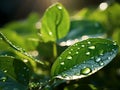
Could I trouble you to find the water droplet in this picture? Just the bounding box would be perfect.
[88,46,95,50]
[68,52,71,54]
[67,55,72,60]
[113,41,117,45]
[81,67,91,75]
[108,57,111,60]
[59,57,62,60]
[23,59,28,63]
[0,77,7,82]
[49,32,52,36]
[4,70,7,73]
[88,41,91,44]
[71,49,73,51]
[95,58,101,62]
[86,52,90,55]
[75,43,78,46]
[99,61,104,66]
[77,47,80,50]
[57,5,62,10]
[81,45,85,47]
[75,51,79,54]
[60,62,65,65]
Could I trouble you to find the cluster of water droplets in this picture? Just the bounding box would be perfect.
[57,40,118,80]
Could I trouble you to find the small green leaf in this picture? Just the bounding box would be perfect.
[40,3,70,42]
[51,38,119,80]
[0,56,31,89]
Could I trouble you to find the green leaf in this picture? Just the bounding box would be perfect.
[0,32,44,73]
[40,3,70,42]
[0,56,31,89]
[51,38,119,80]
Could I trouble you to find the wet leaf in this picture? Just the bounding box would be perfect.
[0,56,31,89]
[51,38,119,80]
[40,3,70,42]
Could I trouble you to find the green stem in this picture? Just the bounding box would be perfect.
[53,42,57,59]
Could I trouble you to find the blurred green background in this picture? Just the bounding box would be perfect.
[0,0,120,90]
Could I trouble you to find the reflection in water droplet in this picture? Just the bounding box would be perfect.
[81,67,91,75]
[86,52,90,55]
[67,55,72,60]
[60,62,65,65]
[81,45,85,47]
[95,58,101,62]
[88,46,95,50]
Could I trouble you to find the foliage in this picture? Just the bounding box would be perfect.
[0,2,120,90]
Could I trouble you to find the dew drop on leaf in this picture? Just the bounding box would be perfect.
[86,52,90,55]
[0,77,7,82]
[81,67,91,75]
[60,62,65,65]
[88,46,95,50]
[95,58,101,62]
[67,55,72,60]
[49,32,53,36]
[99,61,104,66]
[88,41,91,44]
[75,51,79,54]
[57,5,62,10]
[4,70,8,73]
[81,45,85,47]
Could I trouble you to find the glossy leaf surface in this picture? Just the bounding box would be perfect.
[0,56,31,89]
[51,38,118,80]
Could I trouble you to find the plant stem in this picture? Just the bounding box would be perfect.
[53,42,57,59]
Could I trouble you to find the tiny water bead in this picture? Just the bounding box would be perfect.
[75,51,79,54]
[95,58,101,62]
[77,47,80,50]
[0,77,7,82]
[68,52,72,54]
[81,45,85,47]
[99,61,104,66]
[60,62,65,65]
[88,41,91,44]
[49,32,52,36]
[4,70,8,73]
[57,5,62,10]
[67,55,72,60]
[81,67,91,75]
[88,46,95,50]
[86,52,90,55]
